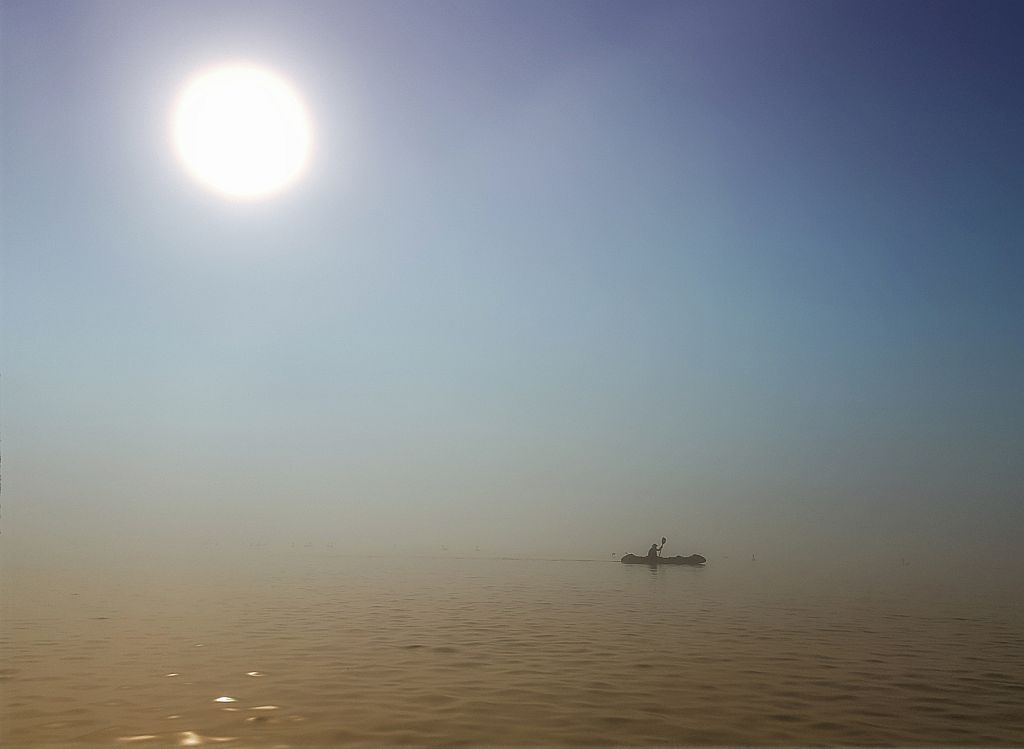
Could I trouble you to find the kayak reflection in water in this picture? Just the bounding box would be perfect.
[647,537,666,561]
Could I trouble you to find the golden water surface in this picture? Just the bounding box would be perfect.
[2,552,1022,746]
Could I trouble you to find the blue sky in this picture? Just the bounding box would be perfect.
[2,1,1022,565]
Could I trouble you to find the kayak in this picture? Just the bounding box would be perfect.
[621,553,706,566]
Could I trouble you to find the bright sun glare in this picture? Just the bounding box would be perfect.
[172,63,313,200]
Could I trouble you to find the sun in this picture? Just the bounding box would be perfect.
[171,63,313,200]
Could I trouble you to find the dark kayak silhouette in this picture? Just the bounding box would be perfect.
[621,553,706,566]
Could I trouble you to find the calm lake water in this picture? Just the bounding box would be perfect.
[2,551,1022,746]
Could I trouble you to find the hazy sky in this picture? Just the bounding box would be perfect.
[2,1,1022,566]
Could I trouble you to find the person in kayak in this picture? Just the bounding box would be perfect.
[647,538,665,562]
